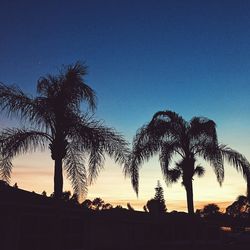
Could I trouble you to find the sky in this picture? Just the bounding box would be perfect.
[1,0,250,211]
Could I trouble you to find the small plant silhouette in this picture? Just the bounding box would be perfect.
[145,181,166,214]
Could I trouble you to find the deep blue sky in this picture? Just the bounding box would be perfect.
[1,0,250,141]
[1,0,250,209]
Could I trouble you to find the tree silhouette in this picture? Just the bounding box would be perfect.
[145,181,166,214]
[92,197,104,210]
[0,62,128,199]
[81,199,92,209]
[81,197,113,210]
[41,190,47,196]
[226,195,250,218]
[13,182,18,189]
[154,180,167,212]
[62,191,71,201]
[200,203,220,218]
[146,199,159,214]
[125,110,250,214]
[69,193,79,205]
[102,203,113,210]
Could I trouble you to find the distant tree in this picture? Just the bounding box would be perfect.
[154,180,167,212]
[69,193,79,205]
[81,197,113,210]
[195,209,202,215]
[92,198,104,210]
[170,210,178,214]
[200,203,220,218]
[145,181,167,215]
[115,205,123,209]
[62,191,71,202]
[41,190,47,196]
[102,203,113,210]
[81,199,92,209]
[226,196,250,232]
[226,196,250,219]
[125,110,250,214]
[127,202,135,211]
[13,182,18,188]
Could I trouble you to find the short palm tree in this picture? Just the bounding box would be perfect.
[125,110,250,214]
[0,62,128,199]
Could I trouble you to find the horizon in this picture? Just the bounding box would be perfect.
[1,0,250,212]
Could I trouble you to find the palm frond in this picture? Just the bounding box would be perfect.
[131,129,159,164]
[88,146,105,184]
[219,144,250,181]
[63,143,87,198]
[0,128,51,157]
[159,141,180,185]
[124,155,140,195]
[0,157,12,183]
[165,167,182,185]
[62,61,96,111]
[189,117,217,143]
[125,125,161,194]
[0,128,51,182]
[0,82,34,119]
[0,83,54,132]
[98,127,129,165]
[68,115,129,184]
[194,165,205,177]
[151,110,187,129]
[149,110,188,141]
[196,141,224,185]
[37,75,59,97]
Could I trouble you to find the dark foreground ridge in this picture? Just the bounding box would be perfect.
[1,183,250,250]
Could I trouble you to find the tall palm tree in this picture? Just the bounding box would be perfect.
[125,110,250,214]
[0,62,128,199]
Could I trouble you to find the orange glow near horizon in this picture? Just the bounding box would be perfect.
[10,147,248,212]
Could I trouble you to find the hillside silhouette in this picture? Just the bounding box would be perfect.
[1,182,250,250]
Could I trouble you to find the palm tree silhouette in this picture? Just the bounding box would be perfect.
[0,62,128,199]
[125,110,250,214]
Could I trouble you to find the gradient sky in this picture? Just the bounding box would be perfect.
[1,0,250,211]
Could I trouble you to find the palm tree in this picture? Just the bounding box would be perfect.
[0,62,128,199]
[125,110,250,214]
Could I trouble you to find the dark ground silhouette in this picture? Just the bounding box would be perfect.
[1,182,250,250]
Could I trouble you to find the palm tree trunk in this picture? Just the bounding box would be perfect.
[54,157,63,199]
[185,179,194,215]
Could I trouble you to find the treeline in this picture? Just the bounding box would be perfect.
[11,180,250,223]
